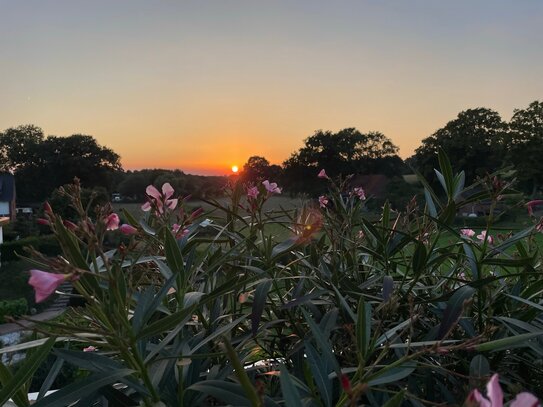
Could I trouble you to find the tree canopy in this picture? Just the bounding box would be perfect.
[412,108,507,185]
[0,125,122,202]
[282,128,403,194]
[240,156,282,184]
[506,101,543,195]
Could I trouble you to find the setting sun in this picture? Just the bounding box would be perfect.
[231,165,239,173]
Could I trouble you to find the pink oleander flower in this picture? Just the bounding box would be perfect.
[63,220,78,231]
[190,207,204,220]
[29,270,70,303]
[340,374,352,393]
[467,373,540,407]
[172,224,190,238]
[353,187,366,200]
[526,200,543,216]
[318,169,329,179]
[119,224,138,235]
[318,195,329,208]
[141,183,178,214]
[262,180,282,194]
[247,186,259,199]
[105,213,120,231]
[477,230,494,245]
[83,346,98,352]
[461,228,476,238]
[37,218,50,226]
[43,201,53,214]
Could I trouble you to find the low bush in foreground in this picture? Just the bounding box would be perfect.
[0,298,27,323]
[0,152,541,406]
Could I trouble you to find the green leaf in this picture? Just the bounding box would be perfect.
[0,337,56,407]
[504,294,543,312]
[32,369,134,407]
[474,332,543,352]
[423,188,438,217]
[302,309,340,377]
[412,242,427,276]
[279,364,303,407]
[53,349,149,396]
[332,285,357,323]
[251,279,272,336]
[375,319,412,346]
[305,342,332,407]
[452,171,466,201]
[356,297,372,359]
[437,147,454,198]
[469,355,490,380]
[367,364,416,386]
[54,218,88,270]
[463,243,479,280]
[271,237,298,259]
[0,363,28,407]
[164,229,184,277]
[437,285,475,340]
[382,390,405,407]
[188,381,251,406]
[191,315,247,353]
[37,355,65,400]
[222,338,261,407]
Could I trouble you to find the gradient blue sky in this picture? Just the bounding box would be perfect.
[1,1,541,174]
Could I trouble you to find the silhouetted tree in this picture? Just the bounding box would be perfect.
[241,156,282,184]
[0,125,121,202]
[506,101,543,195]
[282,128,402,194]
[412,108,507,186]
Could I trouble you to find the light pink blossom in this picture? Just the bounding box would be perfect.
[28,270,69,303]
[172,224,190,238]
[468,373,540,407]
[63,220,78,231]
[477,230,494,245]
[318,195,329,208]
[262,180,282,194]
[105,213,120,231]
[141,183,178,213]
[119,224,138,235]
[83,346,98,352]
[461,228,476,238]
[353,187,366,200]
[318,169,329,179]
[247,186,259,199]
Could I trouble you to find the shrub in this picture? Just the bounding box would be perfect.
[2,157,542,406]
[0,235,61,263]
[0,298,27,323]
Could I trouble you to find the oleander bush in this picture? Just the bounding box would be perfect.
[0,151,541,407]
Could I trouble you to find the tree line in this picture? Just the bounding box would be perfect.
[1,100,541,204]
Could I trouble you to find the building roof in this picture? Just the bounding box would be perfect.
[0,174,15,202]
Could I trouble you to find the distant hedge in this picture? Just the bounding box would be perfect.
[0,235,61,264]
[0,298,27,323]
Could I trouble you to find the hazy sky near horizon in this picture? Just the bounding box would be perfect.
[1,1,542,175]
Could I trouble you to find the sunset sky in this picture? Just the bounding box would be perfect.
[1,1,542,175]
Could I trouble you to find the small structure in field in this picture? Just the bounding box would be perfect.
[0,174,16,222]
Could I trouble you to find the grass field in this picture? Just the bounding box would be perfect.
[113,196,307,221]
